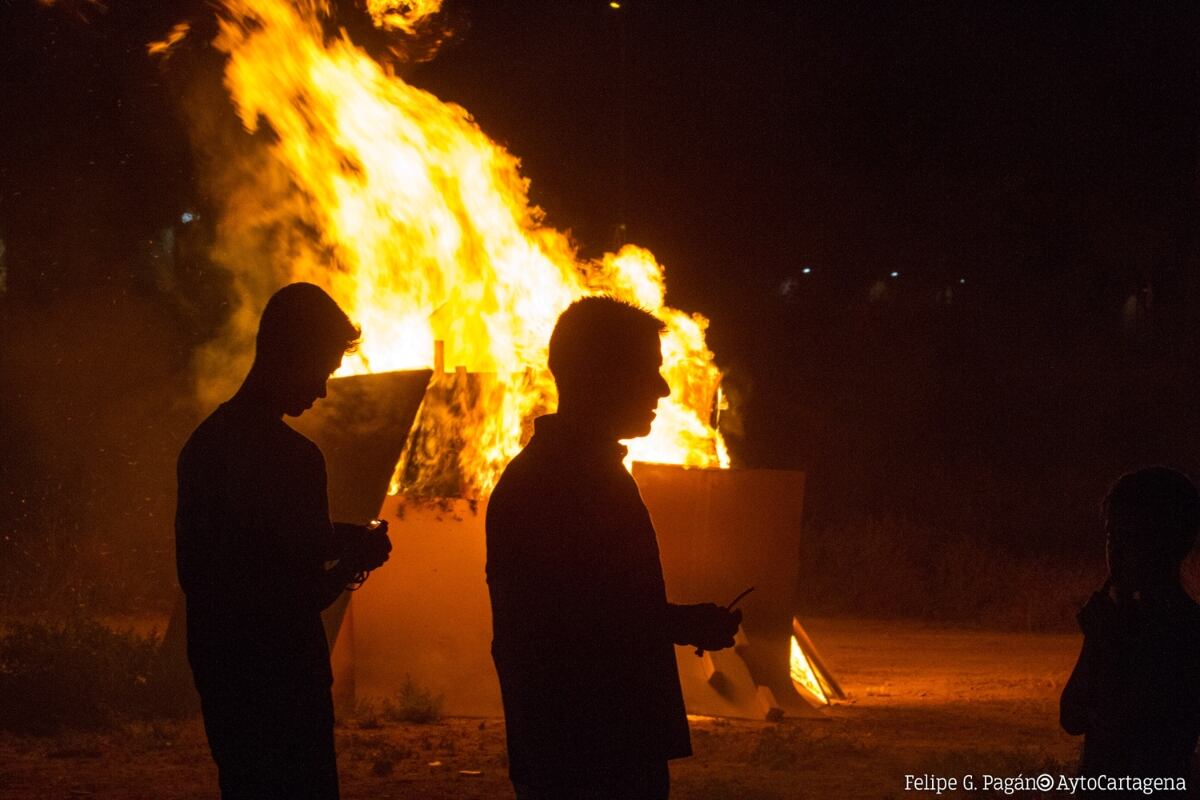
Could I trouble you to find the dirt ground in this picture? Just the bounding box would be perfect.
[0,618,1085,799]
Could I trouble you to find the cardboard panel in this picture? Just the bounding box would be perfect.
[350,496,502,716]
[346,465,813,719]
[290,370,432,523]
[632,464,806,644]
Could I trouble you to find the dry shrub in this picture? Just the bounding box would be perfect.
[384,675,444,724]
[348,677,444,727]
[797,517,1102,631]
[0,617,189,734]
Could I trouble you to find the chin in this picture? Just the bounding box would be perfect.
[619,416,657,440]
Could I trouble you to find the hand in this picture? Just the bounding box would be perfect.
[344,520,392,573]
[678,603,742,652]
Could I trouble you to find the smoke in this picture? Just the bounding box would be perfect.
[162,0,456,409]
[35,0,109,25]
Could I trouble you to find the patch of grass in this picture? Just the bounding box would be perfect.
[347,698,384,730]
[0,617,188,734]
[747,725,868,771]
[339,731,415,776]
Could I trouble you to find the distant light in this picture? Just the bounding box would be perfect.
[181,211,196,224]
[609,1,621,7]
[959,278,966,285]
[889,271,900,278]
[801,267,812,275]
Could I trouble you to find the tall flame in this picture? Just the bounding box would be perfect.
[209,0,728,494]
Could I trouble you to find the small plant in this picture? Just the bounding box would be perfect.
[382,675,444,724]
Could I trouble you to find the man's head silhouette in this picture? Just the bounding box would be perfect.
[548,296,669,440]
[1103,466,1200,590]
[250,282,360,417]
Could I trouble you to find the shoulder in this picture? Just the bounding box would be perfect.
[179,407,323,474]
[178,407,232,470]
[488,447,545,519]
[487,442,581,529]
[280,421,324,462]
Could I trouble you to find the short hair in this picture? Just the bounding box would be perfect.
[548,296,665,391]
[1103,466,1200,564]
[256,282,360,364]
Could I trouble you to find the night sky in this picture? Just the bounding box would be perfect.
[3,1,1200,578]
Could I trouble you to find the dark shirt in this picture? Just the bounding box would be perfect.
[486,414,692,786]
[1060,583,1200,783]
[176,398,345,693]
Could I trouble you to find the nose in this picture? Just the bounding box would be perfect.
[655,372,669,399]
[317,381,328,400]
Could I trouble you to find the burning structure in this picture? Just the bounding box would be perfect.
[157,0,839,720]
[163,0,729,486]
[292,370,841,721]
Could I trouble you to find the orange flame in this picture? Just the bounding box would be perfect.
[208,0,728,494]
[790,635,830,706]
[364,0,443,33]
[147,22,191,58]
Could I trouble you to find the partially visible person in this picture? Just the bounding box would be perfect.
[486,296,742,800]
[176,282,392,800]
[1060,466,1200,793]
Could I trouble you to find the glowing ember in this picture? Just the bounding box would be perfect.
[209,0,728,494]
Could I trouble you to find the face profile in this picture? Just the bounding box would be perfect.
[280,346,345,417]
[606,329,670,440]
[547,295,669,442]
[250,282,361,418]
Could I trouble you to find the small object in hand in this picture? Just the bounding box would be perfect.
[724,586,755,611]
[346,519,390,591]
[694,586,754,657]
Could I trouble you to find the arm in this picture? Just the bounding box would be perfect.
[231,445,374,615]
[1060,586,1116,736]
[1060,634,1096,736]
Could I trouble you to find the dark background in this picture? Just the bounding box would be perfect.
[2,1,1199,619]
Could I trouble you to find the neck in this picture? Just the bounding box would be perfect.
[554,399,621,443]
[231,365,284,417]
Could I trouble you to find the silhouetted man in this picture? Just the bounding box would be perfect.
[176,283,391,800]
[486,296,742,800]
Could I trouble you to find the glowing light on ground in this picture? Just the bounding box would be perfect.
[790,635,830,706]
